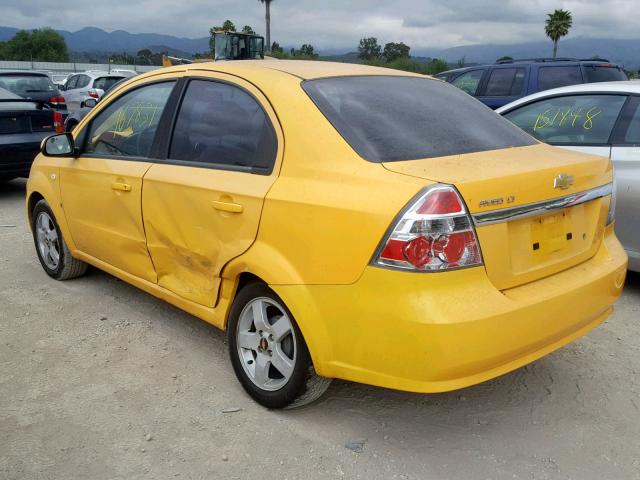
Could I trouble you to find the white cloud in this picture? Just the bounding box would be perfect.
[0,0,638,51]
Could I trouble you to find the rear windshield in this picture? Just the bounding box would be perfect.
[583,65,627,83]
[0,74,56,95]
[303,76,536,162]
[94,76,125,91]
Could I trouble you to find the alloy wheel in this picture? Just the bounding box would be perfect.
[236,297,297,391]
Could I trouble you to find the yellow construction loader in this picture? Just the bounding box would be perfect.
[162,31,266,67]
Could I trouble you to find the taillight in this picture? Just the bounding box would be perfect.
[88,90,99,99]
[49,95,66,106]
[53,111,64,133]
[373,185,483,271]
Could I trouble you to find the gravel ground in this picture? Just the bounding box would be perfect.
[1,178,639,480]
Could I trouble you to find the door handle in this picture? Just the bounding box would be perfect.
[212,200,243,213]
[111,182,132,192]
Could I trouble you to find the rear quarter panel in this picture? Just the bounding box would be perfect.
[221,73,428,286]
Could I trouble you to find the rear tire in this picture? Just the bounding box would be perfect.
[227,282,331,409]
[32,199,88,280]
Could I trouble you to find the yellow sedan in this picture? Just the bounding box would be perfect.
[27,61,627,408]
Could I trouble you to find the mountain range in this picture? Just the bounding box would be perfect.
[1,26,639,69]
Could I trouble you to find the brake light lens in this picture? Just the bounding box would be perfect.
[373,185,483,271]
[53,111,64,133]
[49,96,66,106]
[88,89,99,99]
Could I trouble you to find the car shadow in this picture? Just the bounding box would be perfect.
[0,178,27,200]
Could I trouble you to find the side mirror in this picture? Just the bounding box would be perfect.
[81,98,98,109]
[42,133,75,157]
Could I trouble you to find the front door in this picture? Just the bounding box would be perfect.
[142,75,282,307]
[59,80,176,282]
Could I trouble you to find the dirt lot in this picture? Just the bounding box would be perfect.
[1,178,639,480]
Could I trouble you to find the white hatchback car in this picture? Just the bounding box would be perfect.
[497,81,640,271]
[62,71,127,112]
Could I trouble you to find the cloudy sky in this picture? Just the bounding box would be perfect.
[1,0,638,51]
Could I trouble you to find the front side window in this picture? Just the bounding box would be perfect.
[538,66,583,91]
[484,68,525,96]
[451,70,484,95]
[303,76,536,163]
[504,94,627,145]
[169,80,277,171]
[65,75,78,90]
[84,81,174,158]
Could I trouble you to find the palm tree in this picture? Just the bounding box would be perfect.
[545,9,573,59]
[259,0,273,53]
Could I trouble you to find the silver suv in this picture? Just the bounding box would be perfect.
[62,71,128,111]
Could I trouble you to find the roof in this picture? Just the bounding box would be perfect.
[0,70,50,76]
[171,60,425,81]
[496,80,640,113]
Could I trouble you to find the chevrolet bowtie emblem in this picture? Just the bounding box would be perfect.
[553,173,574,190]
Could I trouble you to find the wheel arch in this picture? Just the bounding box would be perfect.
[220,248,332,376]
[26,169,77,252]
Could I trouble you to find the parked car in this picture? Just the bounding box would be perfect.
[27,61,626,408]
[62,71,127,111]
[497,80,640,272]
[0,87,63,181]
[435,58,628,109]
[0,71,68,113]
[64,77,128,131]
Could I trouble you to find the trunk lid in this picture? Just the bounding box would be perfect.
[383,144,613,290]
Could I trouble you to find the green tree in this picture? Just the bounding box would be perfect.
[0,28,69,62]
[383,42,410,62]
[136,48,153,65]
[545,9,572,59]
[242,25,256,34]
[270,41,283,54]
[299,44,317,58]
[259,0,274,53]
[496,56,513,63]
[358,37,381,61]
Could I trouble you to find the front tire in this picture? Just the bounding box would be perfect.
[32,199,88,280]
[227,282,331,409]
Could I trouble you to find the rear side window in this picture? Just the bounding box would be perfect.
[84,81,174,158]
[169,80,277,172]
[451,70,484,95]
[538,66,582,91]
[93,76,125,91]
[583,65,627,83]
[485,68,526,96]
[504,94,627,145]
[303,76,536,163]
[76,75,91,89]
[623,101,640,144]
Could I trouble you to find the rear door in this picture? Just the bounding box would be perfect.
[477,66,527,109]
[502,93,629,159]
[141,74,282,307]
[536,65,583,93]
[610,95,640,264]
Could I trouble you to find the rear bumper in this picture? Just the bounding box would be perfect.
[0,133,48,178]
[273,227,627,393]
